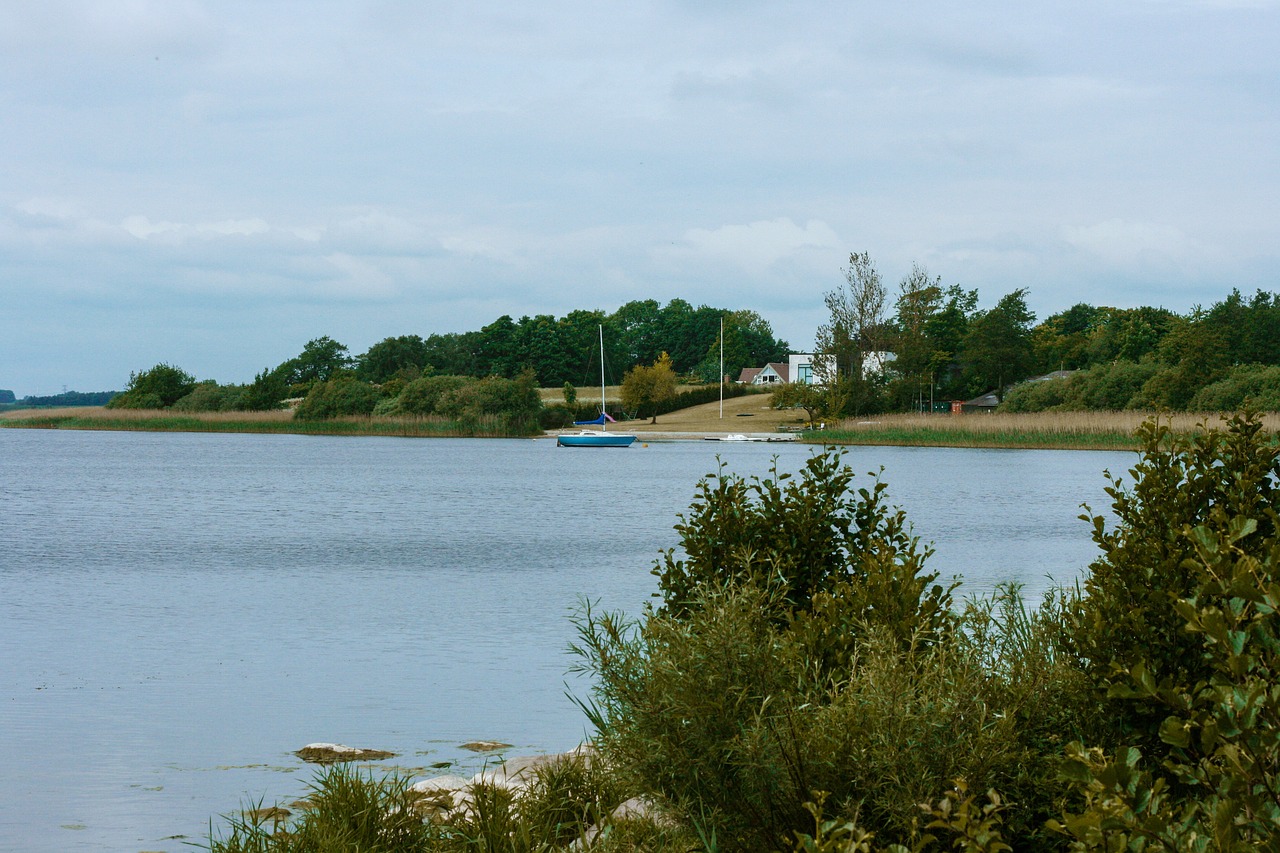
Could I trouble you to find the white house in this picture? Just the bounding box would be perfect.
[786,352,895,385]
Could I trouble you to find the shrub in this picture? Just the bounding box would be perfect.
[106,362,196,409]
[293,376,381,420]
[999,375,1071,412]
[653,449,954,654]
[236,365,292,411]
[437,372,542,433]
[1071,412,1280,758]
[1054,417,1280,848]
[398,375,469,417]
[574,582,1056,850]
[172,381,243,412]
[1187,363,1280,412]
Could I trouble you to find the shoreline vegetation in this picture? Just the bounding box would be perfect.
[5,403,1280,450]
[810,410,1280,451]
[0,407,527,438]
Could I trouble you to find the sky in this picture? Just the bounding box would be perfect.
[2,1,1278,395]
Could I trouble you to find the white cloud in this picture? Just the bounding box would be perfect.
[668,218,841,273]
[121,215,183,240]
[1062,219,1203,270]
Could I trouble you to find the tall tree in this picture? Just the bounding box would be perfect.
[357,335,429,383]
[889,263,945,410]
[610,299,664,367]
[960,288,1036,397]
[814,251,888,385]
[1031,303,1103,373]
[475,316,520,378]
[284,336,353,386]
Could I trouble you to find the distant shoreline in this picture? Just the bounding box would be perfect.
[4,406,1262,452]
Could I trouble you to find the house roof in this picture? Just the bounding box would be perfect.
[963,391,1001,408]
[763,362,789,382]
[1027,370,1075,382]
[738,367,761,384]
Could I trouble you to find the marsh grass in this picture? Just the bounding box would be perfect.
[0,407,528,438]
[814,410,1280,450]
[206,752,687,853]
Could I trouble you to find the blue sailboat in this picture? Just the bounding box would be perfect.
[557,326,637,448]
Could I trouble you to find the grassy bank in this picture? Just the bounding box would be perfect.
[809,410,1280,450]
[0,407,533,438]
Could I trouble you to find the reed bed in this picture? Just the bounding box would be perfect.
[812,410,1280,451]
[0,407,530,438]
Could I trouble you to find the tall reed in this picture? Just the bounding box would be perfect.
[0,408,534,438]
[812,411,1280,450]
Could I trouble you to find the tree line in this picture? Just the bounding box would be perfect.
[785,251,1280,418]
[101,300,789,427]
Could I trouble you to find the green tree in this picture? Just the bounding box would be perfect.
[238,365,291,410]
[475,315,520,378]
[555,309,609,387]
[621,353,677,423]
[925,284,979,400]
[695,310,789,383]
[610,299,664,367]
[814,251,888,387]
[959,288,1036,397]
[888,263,946,411]
[1031,303,1103,373]
[285,336,353,386]
[421,331,482,376]
[356,335,429,384]
[771,381,828,423]
[106,362,197,409]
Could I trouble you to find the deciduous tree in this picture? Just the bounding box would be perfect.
[621,352,677,423]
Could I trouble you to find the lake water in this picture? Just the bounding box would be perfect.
[0,428,1132,852]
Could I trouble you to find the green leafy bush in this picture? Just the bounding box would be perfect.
[293,376,381,420]
[1055,417,1280,848]
[653,450,954,653]
[106,362,196,409]
[1071,412,1280,757]
[1187,363,1280,412]
[172,381,244,412]
[398,375,470,417]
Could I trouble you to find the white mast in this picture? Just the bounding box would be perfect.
[599,324,607,431]
[719,315,724,419]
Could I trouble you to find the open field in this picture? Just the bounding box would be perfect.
[621,391,803,435]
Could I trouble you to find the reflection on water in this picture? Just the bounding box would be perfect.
[0,429,1129,852]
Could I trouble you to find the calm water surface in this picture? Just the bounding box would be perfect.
[0,429,1131,852]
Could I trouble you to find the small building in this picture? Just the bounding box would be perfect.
[961,391,1001,413]
[737,367,762,384]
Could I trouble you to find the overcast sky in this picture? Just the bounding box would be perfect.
[3,1,1277,395]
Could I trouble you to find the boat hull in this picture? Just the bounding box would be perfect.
[557,431,637,448]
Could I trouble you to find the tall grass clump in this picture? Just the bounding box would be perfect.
[208,765,436,852]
